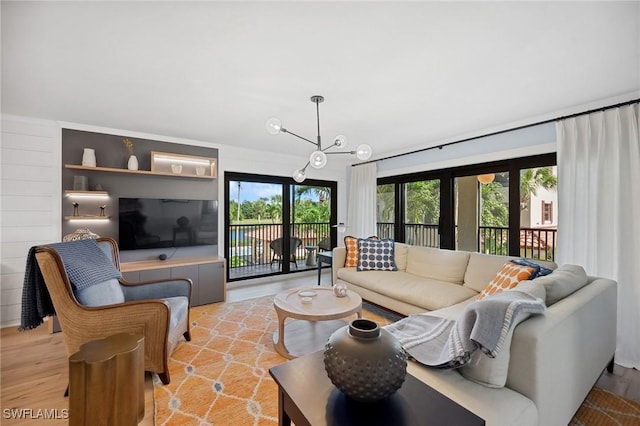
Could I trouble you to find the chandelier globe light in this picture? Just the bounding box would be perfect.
[266,95,373,183]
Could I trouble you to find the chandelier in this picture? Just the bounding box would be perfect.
[266,95,373,183]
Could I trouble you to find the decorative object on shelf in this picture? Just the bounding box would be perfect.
[123,138,138,170]
[324,319,407,402]
[99,205,107,216]
[266,95,373,183]
[63,228,100,242]
[333,282,348,297]
[150,151,216,178]
[477,173,495,184]
[94,184,103,191]
[127,155,139,171]
[73,175,89,191]
[72,202,80,216]
[81,148,96,167]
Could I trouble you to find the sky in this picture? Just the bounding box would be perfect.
[229,181,325,203]
[229,181,281,202]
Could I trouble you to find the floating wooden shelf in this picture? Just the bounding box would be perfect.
[65,164,215,179]
[64,190,110,197]
[65,215,111,220]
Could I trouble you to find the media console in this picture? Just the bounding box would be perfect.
[121,256,226,306]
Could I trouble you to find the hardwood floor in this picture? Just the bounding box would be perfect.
[2,269,638,425]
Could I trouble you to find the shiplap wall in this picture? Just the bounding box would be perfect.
[1,115,61,328]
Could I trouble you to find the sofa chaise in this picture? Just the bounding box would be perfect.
[332,242,617,425]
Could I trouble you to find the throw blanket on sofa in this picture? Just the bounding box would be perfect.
[385,290,546,368]
[19,239,122,331]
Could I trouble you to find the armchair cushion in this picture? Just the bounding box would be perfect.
[165,296,189,330]
[121,279,191,301]
[74,278,125,306]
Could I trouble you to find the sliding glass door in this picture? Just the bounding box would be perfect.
[377,153,557,260]
[225,172,337,282]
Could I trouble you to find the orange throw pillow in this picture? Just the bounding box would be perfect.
[477,261,538,300]
[344,235,378,267]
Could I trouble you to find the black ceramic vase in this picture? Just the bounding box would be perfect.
[323,318,407,402]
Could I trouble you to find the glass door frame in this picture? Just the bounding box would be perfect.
[377,153,556,255]
[224,171,338,282]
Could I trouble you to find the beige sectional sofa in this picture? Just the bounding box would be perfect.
[332,243,617,426]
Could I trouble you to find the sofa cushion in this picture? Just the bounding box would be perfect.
[393,243,409,271]
[529,264,589,306]
[476,261,539,301]
[74,278,125,306]
[459,280,546,388]
[406,247,470,284]
[344,235,377,267]
[356,238,398,271]
[337,269,477,311]
[511,258,554,278]
[464,252,514,292]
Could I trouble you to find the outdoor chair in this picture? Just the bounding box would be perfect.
[32,237,191,385]
[269,236,303,269]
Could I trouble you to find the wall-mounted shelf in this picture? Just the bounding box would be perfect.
[151,151,217,178]
[65,190,110,197]
[65,164,215,179]
[65,215,111,220]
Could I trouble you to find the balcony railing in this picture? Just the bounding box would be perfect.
[479,226,557,261]
[229,222,331,274]
[376,223,557,261]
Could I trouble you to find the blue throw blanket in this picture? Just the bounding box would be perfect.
[384,290,546,369]
[19,239,122,331]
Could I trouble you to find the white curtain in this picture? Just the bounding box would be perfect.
[347,162,377,238]
[556,104,640,369]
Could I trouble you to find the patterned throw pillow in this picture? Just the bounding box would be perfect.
[344,235,378,267]
[510,258,553,278]
[476,261,539,300]
[356,238,398,271]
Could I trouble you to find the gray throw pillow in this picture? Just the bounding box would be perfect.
[531,264,588,306]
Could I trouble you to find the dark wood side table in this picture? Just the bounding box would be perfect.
[317,251,333,286]
[269,350,485,426]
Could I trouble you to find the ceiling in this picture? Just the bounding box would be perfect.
[2,1,639,163]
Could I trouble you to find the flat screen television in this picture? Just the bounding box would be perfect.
[118,198,217,250]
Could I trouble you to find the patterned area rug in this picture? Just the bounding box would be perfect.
[153,295,398,425]
[154,295,640,426]
[569,387,640,426]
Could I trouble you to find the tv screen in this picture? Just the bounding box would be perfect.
[118,198,217,250]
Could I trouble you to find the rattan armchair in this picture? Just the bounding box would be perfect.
[34,237,191,385]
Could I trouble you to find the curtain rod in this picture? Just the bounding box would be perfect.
[355,98,640,166]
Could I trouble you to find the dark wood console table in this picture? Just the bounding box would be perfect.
[269,350,485,426]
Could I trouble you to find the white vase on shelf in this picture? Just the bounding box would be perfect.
[127,155,139,171]
[82,148,96,167]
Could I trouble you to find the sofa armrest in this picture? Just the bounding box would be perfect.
[332,247,346,284]
[507,277,617,425]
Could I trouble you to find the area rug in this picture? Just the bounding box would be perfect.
[154,295,640,426]
[569,387,640,426]
[153,295,398,425]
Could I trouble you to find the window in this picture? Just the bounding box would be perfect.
[376,153,557,260]
[542,201,553,224]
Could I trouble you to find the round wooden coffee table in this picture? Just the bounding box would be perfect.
[273,287,362,359]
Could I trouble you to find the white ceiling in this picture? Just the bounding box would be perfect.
[2,1,639,163]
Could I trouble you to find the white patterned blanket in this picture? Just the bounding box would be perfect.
[384,290,546,368]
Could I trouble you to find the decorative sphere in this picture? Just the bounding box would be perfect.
[355,144,373,160]
[324,319,407,402]
[309,150,327,169]
[292,169,306,183]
